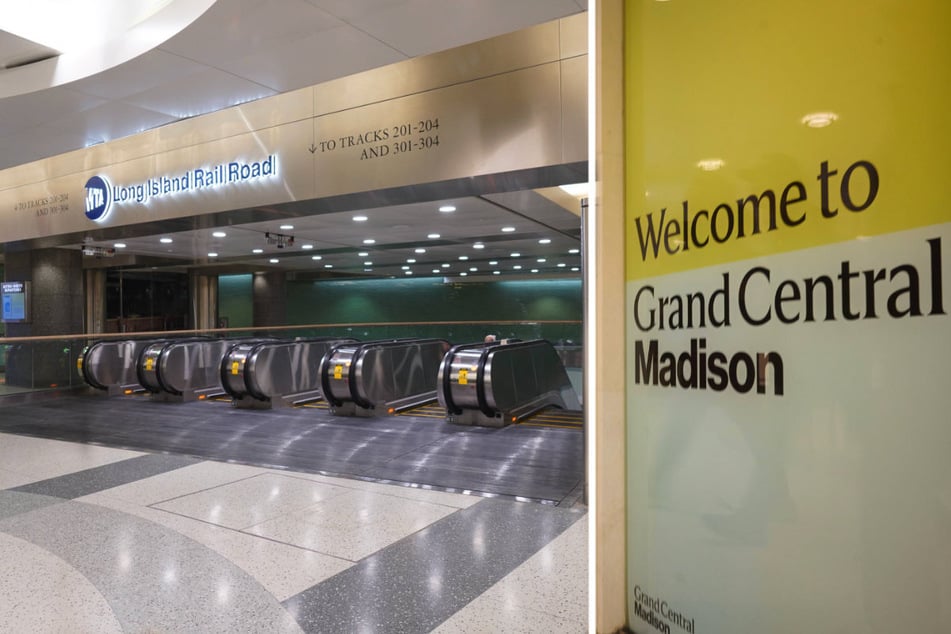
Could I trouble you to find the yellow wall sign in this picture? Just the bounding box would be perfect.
[624,2,951,633]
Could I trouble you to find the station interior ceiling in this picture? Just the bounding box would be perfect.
[0,1,589,281]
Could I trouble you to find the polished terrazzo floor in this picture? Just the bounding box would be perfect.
[0,431,587,632]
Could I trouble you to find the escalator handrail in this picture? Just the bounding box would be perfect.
[439,342,489,416]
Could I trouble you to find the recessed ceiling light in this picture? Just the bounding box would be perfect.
[302,244,314,250]
[113,243,126,248]
[531,269,539,273]
[501,226,516,233]
[353,215,368,222]
[427,233,441,239]
[513,265,522,270]
[279,224,294,230]
[569,248,580,254]
[538,238,551,244]
[212,231,227,238]
[558,263,567,268]
[415,248,426,254]
[572,267,580,271]
[458,255,469,261]
[363,239,376,244]
[432,269,440,274]
[473,243,485,249]
[493,271,500,275]
[364,261,373,266]
[407,258,416,263]
[402,266,410,270]
[405,271,413,275]
[253,248,263,254]
[208,252,219,257]
[358,252,369,257]
[697,158,725,171]
[324,264,333,268]
[510,252,521,257]
[489,260,498,265]
[801,112,838,128]
[460,272,468,277]
[537,258,547,263]
[441,263,450,268]
[269,258,279,263]
[469,267,477,272]
[160,237,173,244]
[311,255,322,260]
[364,268,373,272]
[439,205,456,213]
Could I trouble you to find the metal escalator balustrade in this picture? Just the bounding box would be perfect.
[79,339,157,394]
[220,337,357,408]
[137,337,271,402]
[437,339,580,427]
[319,338,450,416]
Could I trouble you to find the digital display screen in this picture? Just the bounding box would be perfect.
[1,281,30,322]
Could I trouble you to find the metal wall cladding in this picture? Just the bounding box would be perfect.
[0,14,587,245]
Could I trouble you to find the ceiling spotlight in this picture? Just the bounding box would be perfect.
[571,267,580,271]
[311,255,322,260]
[538,239,551,244]
[279,224,294,230]
[252,248,263,254]
[439,205,456,213]
[364,261,373,266]
[473,243,485,249]
[358,252,369,257]
[501,226,516,233]
[265,232,294,249]
[212,231,227,238]
[324,264,333,268]
[208,252,218,257]
[415,248,426,254]
[569,248,580,254]
[493,271,500,275]
[363,238,376,244]
[402,266,410,270]
[160,237,173,244]
[441,263,450,268]
[302,244,314,250]
[458,255,469,261]
[432,269,440,274]
[531,269,539,273]
[510,252,521,257]
[489,261,498,265]
[469,267,478,272]
[113,243,126,248]
[269,258,278,263]
[513,265,523,270]
[353,215,368,222]
[460,272,468,277]
[558,263,567,268]
[537,258,547,263]
[428,233,441,239]
[407,258,416,263]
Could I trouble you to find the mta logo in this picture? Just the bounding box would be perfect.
[84,175,111,221]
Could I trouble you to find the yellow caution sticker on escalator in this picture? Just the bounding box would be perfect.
[458,368,468,385]
[334,364,343,380]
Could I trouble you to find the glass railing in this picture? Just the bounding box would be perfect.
[0,320,582,396]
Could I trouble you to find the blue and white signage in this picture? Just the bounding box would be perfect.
[84,175,111,221]
[83,154,278,222]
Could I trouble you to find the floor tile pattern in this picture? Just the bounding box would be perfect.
[283,498,584,633]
